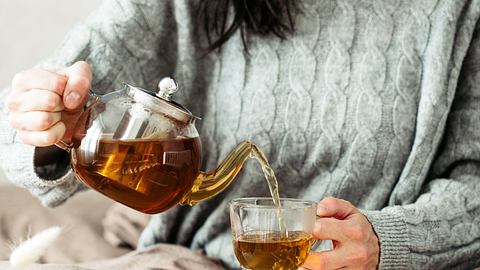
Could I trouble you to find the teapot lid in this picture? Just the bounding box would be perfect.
[127,77,197,124]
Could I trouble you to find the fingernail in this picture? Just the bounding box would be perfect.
[317,203,327,214]
[66,92,81,105]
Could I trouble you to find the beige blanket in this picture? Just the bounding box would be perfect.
[0,186,224,270]
[0,244,225,270]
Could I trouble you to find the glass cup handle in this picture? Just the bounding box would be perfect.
[311,239,334,253]
[310,239,322,253]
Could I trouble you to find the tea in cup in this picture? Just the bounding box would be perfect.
[229,198,318,270]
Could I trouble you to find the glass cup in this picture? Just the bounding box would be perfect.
[229,197,318,270]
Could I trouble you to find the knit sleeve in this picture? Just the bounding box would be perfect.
[363,24,480,269]
[0,0,178,207]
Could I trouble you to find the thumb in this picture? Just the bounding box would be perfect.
[61,61,92,111]
[317,197,359,219]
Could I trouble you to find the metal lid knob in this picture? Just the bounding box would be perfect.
[157,77,178,101]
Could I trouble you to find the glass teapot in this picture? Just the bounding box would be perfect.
[56,78,253,214]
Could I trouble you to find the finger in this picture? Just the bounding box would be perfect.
[9,111,61,131]
[103,211,140,248]
[110,203,150,229]
[103,220,122,247]
[302,250,347,270]
[61,61,92,111]
[118,221,142,248]
[17,121,66,146]
[317,197,359,219]
[313,218,348,242]
[124,210,150,228]
[115,208,147,240]
[11,69,67,95]
[102,215,125,247]
[131,214,150,228]
[103,229,123,247]
[14,89,64,112]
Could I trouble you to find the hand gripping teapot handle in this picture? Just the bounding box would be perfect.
[54,89,100,152]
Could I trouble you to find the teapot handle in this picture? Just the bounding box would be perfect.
[54,140,73,152]
[54,89,100,152]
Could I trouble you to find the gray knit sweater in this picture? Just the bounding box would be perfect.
[1,0,480,269]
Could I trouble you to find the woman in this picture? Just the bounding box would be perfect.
[1,0,480,269]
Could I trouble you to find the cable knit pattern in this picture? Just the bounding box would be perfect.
[1,0,480,269]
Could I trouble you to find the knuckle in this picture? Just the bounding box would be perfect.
[321,197,338,207]
[346,223,365,240]
[341,199,354,208]
[11,72,25,88]
[8,114,18,129]
[42,131,58,145]
[51,75,67,92]
[350,246,369,264]
[7,114,19,128]
[74,76,91,90]
[17,132,28,144]
[322,196,336,203]
[76,61,92,73]
[38,113,53,130]
[5,93,17,111]
[76,60,90,68]
[313,219,323,237]
[44,94,61,111]
[18,131,37,146]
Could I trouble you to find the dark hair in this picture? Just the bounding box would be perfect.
[200,0,298,51]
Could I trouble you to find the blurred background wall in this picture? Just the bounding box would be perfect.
[0,1,100,184]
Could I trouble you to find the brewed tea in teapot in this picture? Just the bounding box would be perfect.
[73,136,201,213]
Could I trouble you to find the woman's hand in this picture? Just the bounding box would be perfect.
[5,61,92,146]
[300,197,380,270]
[102,203,151,249]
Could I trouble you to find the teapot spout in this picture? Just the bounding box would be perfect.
[180,141,254,206]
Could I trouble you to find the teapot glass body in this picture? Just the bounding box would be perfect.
[62,81,254,214]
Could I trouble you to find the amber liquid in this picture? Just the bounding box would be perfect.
[234,231,313,270]
[72,137,201,214]
[250,145,287,238]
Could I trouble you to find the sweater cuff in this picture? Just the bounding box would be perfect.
[0,135,80,207]
[362,209,409,269]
